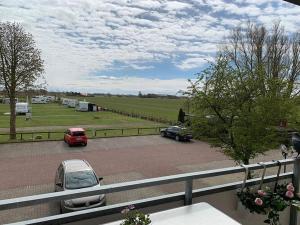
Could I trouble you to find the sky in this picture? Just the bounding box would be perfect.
[0,0,299,95]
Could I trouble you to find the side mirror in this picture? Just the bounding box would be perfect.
[98,177,103,181]
[56,182,63,187]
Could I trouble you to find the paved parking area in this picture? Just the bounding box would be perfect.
[0,135,284,224]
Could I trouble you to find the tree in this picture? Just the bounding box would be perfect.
[178,108,185,123]
[0,22,44,139]
[188,22,300,165]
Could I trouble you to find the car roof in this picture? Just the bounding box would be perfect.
[62,159,92,173]
[170,126,183,129]
[69,128,85,132]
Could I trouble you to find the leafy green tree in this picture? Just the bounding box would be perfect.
[188,22,300,165]
[0,22,44,139]
[178,108,185,123]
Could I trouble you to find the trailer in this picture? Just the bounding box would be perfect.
[16,102,30,115]
[2,98,18,104]
[76,101,89,112]
[62,98,70,106]
[68,99,78,108]
[31,96,48,104]
[46,96,56,101]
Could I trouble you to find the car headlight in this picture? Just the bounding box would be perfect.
[64,200,73,207]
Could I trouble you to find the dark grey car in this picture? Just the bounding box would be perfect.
[55,159,106,213]
[160,126,193,141]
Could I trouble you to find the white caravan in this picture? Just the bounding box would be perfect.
[62,98,69,106]
[76,101,89,112]
[31,96,48,104]
[16,102,30,114]
[46,96,55,101]
[68,99,78,108]
[2,98,18,104]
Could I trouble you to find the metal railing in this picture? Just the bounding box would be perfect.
[0,127,165,143]
[0,158,299,225]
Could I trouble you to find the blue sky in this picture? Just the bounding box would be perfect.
[0,0,299,94]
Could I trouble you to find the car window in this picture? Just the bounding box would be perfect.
[71,131,85,136]
[65,170,98,189]
[169,127,180,132]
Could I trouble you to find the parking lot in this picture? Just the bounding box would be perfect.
[0,135,283,224]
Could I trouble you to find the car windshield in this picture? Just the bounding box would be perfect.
[72,131,85,136]
[65,170,98,189]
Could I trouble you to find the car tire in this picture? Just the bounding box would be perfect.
[160,132,165,137]
[83,142,87,146]
[68,143,72,147]
[175,135,180,141]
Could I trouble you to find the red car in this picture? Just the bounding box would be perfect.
[64,128,87,147]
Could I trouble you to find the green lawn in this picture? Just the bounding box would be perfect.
[76,96,186,122]
[0,103,163,129]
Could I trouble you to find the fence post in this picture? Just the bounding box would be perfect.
[48,132,50,139]
[290,158,300,225]
[21,133,23,140]
[122,129,124,135]
[184,179,193,205]
[32,133,34,140]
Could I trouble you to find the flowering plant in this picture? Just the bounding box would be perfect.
[120,205,151,225]
[237,183,300,225]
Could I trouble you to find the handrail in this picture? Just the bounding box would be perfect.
[0,158,295,211]
[4,172,294,225]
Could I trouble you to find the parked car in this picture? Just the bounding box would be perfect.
[64,128,88,146]
[55,159,106,213]
[160,126,193,141]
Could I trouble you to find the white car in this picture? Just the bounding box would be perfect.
[55,159,106,213]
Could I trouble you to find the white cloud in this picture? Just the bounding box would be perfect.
[0,0,300,94]
[177,56,214,70]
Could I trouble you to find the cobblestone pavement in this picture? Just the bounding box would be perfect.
[0,135,285,224]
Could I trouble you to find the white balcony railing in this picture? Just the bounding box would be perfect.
[0,158,299,225]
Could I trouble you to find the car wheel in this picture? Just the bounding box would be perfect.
[68,143,72,147]
[160,132,165,137]
[83,142,87,146]
[175,135,180,141]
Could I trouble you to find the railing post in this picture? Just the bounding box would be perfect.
[122,129,124,135]
[138,128,140,134]
[184,179,193,205]
[48,132,50,139]
[290,158,300,225]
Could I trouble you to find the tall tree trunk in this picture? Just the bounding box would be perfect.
[9,93,16,140]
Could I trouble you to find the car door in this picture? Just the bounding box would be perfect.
[166,127,175,138]
[55,164,64,192]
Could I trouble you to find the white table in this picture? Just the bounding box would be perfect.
[103,202,241,225]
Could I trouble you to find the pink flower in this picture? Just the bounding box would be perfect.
[287,184,295,192]
[257,190,266,196]
[121,208,130,214]
[286,191,294,199]
[255,198,263,206]
[128,205,135,210]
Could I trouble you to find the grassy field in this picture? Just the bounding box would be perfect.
[77,96,186,122]
[0,103,163,129]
